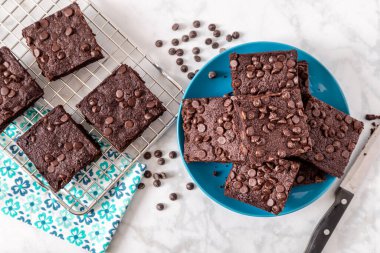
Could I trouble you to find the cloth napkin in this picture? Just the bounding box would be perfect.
[0,107,145,253]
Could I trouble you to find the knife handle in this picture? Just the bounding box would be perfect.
[304,187,354,253]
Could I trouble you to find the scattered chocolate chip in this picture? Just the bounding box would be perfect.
[186,182,195,190]
[182,35,190,42]
[143,152,152,159]
[169,193,178,201]
[194,55,201,62]
[157,158,165,165]
[169,151,177,159]
[192,47,200,55]
[208,71,216,79]
[154,150,162,158]
[156,203,164,211]
[226,34,232,42]
[180,65,188,73]
[143,170,152,178]
[172,23,179,31]
[193,20,201,28]
[176,58,184,65]
[155,40,163,47]
[205,38,212,45]
[171,38,179,46]
[153,179,161,187]
[365,114,380,120]
[138,183,145,189]
[213,30,221,37]
[176,49,184,56]
[208,24,216,31]
[187,72,195,80]
[189,30,197,38]
[168,48,176,55]
[211,42,219,49]
[232,31,240,39]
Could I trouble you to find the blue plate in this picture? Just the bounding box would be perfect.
[177,41,349,217]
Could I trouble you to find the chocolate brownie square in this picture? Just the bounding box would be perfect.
[224,159,300,215]
[0,46,44,132]
[17,105,101,192]
[232,89,311,164]
[293,160,326,186]
[182,96,245,163]
[298,60,311,103]
[300,97,364,177]
[77,65,166,152]
[230,50,298,95]
[22,3,103,81]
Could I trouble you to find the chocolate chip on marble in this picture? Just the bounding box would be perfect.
[186,182,195,190]
[192,47,200,55]
[143,170,152,178]
[168,48,176,55]
[169,193,178,201]
[169,151,177,159]
[208,24,216,31]
[155,40,163,47]
[63,7,74,17]
[180,65,188,73]
[194,55,201,62]
[193,20,201,28]
[187,72,195,80]
[226,34,232,42]
[211,42,219,49]
[154,150,162,158]
[213,30,221,37]
[176,58,184,65]
[176,49,184,56]
[138,183,145,190]
[172,23,179,31]
[156,203,164,211]
[182,35,189,42]
[232,31,240,39]
[153,179,161,187]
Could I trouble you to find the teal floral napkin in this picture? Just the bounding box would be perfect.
[0,108,145,253]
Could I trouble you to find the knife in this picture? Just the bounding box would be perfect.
[305,125,380,253]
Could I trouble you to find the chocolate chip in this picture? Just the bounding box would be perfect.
[138,183,145,189]
[176,58,183,65]
[193,20,201,28]
[134,89,144,97]
[105,117,114,125]
[171,38,179,46]
[168,48,176,55]
[57,154,66,162]
[65,27,74,36]
[211,42,219,49]
[208,71,216,79]
[157,157,165,165]
[33,48,41,57]
[315,153,324,161]
[230,59,238,68]
[103,127,113,136]
[154,150,162,158]
[143,170,152,178]
[192,47,200,55]
[226,34,232,42]
[194,55,201,62]
[189,30,197,38]
[208,24,216,31]
[80,43,90,52]
[64,142,73,151]
[63,7,74,17]
[155,40,163,47]
[187,72,195,80]
[176,49,184,56]
[232,31,240,39]
[91,106,100,113]
[182,35,189,42]
[205,38,212,45]
[169,193,178,201]
[169,151,177,159]
[57,51,66,60]
[172,23,179,31]
[153,173,160,180]
[52,43,61,52]
[342,150,350,159]
[180,65,188,73]
[153,179,161,187]
[60,114,69,123]
[186,182,195,190]
[213,30,221,37]
[40,19,49,28]
[39,31,49,41]
[0,87,9,96]
[156,203,164,211]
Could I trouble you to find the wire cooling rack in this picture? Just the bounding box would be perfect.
[0,0,183,215]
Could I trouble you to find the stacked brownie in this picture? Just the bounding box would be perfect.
[3,3,166,192]
[182,50,364,215]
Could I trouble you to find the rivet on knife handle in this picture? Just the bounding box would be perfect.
[304,187,354,253]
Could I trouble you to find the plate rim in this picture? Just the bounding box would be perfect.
[176,41,349,217]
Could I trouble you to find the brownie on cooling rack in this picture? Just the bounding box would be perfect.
[17,105,101,192]
[77,64,166,152]
[22,3,103,81]
[0,46,44,132]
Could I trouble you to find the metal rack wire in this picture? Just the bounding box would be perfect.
[0,0,183,215]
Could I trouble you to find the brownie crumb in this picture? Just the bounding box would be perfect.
[365,114,380,120]
[138,183,145,189]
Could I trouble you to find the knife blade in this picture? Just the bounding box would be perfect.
[305,125,380,253]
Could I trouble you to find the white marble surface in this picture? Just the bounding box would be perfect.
[1,0,380,252]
